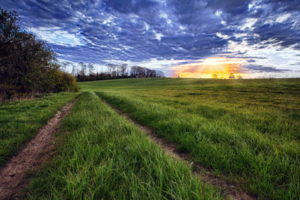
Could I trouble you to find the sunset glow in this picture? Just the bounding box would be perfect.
[173,57,247,79]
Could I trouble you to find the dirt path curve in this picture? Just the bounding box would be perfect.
[102,100,256,200]
[0,101,75,200]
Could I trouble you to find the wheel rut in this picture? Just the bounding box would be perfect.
[101,99,256,200]
[0,101,75,200]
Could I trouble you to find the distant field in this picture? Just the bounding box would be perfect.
[27,92,221,200]
[80,78,300,200]
[0,92,77,166]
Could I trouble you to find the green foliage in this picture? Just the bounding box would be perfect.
[27,92,221,200]
[50,67,79,92]
[0,92,77,166]
[0,8,78,100]
[79,78,300,200]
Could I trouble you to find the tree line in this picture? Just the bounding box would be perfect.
[0,8,78,101]
[63,62,165,82]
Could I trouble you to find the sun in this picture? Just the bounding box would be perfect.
[173,57,246,79]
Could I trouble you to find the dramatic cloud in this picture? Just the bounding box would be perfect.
[27,27,85,47]
[245,65,289,72]
[1,0,300,77]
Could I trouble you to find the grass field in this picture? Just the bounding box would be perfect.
[80,78,300,200]
[0,92,77,166]
[1,78,299,200]
[27,92,221,200]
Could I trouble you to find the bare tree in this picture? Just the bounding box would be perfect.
[71,64,77,76]
[107,63,117,77]
[121,64,128,76]
[88,63,95,75]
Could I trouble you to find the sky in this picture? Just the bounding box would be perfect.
[1,0,300,78]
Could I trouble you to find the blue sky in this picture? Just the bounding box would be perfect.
[1,0,300,77]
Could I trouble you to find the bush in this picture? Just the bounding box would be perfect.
[54,70,79,92]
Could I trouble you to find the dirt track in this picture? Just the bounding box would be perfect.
[102,100,256,200]
[0,97,256,200]
[0,101,74,200]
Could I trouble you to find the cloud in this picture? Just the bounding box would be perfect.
[153,31,164,41]
[245,65,289,72]
[1,0,300,78]
[103,0,158,14]
[27,27,85,47]
[276,13,291,23]
[216,32,230,40]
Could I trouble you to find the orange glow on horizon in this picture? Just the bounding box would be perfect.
[173,57,247,79]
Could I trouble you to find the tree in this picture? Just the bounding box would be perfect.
[107,63,117,77]
[0,9,19,43]
[119,64,127,76]
[228,73,235,79]
[72,62,165,82]
[71,64,77,76]
[0,8,78,100]
[88,63,95,75]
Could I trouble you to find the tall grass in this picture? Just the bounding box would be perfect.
[0,92,77,166]
[27,92,221,200]
[81,78,300,200]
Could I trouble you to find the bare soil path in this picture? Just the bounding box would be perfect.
[0,101,75,200]
[102,100,256,200]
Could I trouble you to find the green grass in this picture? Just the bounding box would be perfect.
[80,78,300,200]
[0,92,77,166]
[27,92,221,200]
